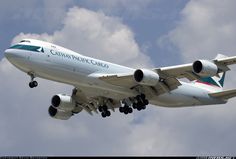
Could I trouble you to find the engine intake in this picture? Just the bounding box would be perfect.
[48,106,73,120]
[134,69,159,86]
[193,60,218,77]
[51,94,75,111]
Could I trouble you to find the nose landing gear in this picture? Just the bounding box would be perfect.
[29,81,38,88]
[28,72,38,88]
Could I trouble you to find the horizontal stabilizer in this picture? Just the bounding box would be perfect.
[209,89,236,100]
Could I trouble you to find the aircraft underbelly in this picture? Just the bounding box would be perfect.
[149,83,224,107]
[150,93,200,107]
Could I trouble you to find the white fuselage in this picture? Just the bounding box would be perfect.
[4,40,226,108]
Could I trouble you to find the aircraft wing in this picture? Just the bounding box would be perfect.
[92,54,236,96]
[91,72,181,96]
[154,54,236,81]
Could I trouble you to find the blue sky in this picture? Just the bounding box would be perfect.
[1,0,236,156]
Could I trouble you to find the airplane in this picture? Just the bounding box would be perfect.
[4,39,236,120]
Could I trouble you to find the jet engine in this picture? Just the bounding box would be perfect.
[134,69,159,86]
[48,106,73,120]
[51,94,75,111]
[192,60,218,77]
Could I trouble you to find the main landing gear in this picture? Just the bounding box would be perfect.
[119,94,149,115]
[133,94,149,111]
[98,105,111,118]
[28,72,38,88]
[119,105,133,114]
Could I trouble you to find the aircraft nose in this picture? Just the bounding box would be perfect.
[4,49,15,59]
[4,48,30,71]
[4,48,25,65]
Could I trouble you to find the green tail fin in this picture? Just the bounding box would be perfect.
[199,72,226,88]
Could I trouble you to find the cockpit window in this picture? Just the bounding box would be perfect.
[20,40,31,43]
[9,44,44,53]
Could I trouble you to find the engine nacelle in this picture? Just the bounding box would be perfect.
[51,94,75,111]
[193,60,218,77]
[134,69,159,86]
[48,106,73,120]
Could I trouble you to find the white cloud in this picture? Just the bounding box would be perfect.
[167,0,236,61]
[12,7,152,68]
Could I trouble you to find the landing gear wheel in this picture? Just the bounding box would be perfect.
[106,111,111,117]
[124,109,129,114]
[119,107,124,113]
[29,81,38,88]
[99,104,108,113]
[137,106,142,111]
[142,105,146,110]
[101,112,106,118]
[98,106,103,112]
[28,72,38,88]
[128,107,133,113]
[33,81,38,87]
[29,82,34,88]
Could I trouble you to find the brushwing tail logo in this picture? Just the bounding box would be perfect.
[198,72,226,88]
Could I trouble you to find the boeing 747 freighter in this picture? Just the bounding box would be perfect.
[4,39,236,119]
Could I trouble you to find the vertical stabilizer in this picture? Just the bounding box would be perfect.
[199,72,226,88]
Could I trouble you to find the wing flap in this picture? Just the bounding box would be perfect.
[155,63,192,78]
[154,64,199,81]
[209,89,236,100]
